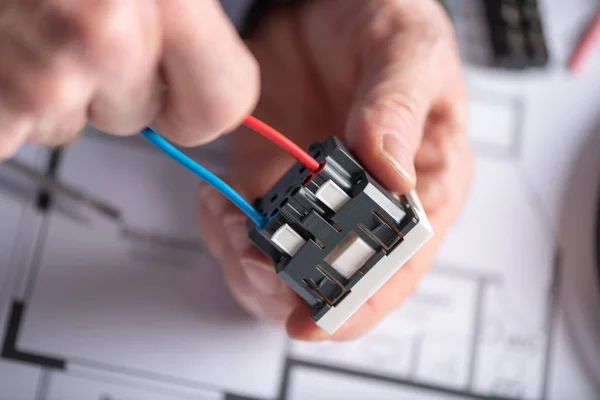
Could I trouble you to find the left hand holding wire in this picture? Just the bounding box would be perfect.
[199,0,473,340]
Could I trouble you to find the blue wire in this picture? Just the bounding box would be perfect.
[140,128,267,228]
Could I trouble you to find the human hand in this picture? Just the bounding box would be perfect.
[0,0,258,158]
[199,0,473,340]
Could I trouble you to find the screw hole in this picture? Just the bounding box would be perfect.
[270,194,278,203]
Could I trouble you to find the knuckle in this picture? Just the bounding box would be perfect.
[204,59,260,132]
[382,93,421,123]
[29,72,79,112]
[59,0,131,59]
[157,105,211,147]
[159,54,260,146]
[205,102,244,133]
[363,0,445,38]
[36,2,86,48]
[0,71,67,113]
[367,92,423,146]
[364,0,450,58]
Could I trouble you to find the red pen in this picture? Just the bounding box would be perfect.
[568,9,600,73]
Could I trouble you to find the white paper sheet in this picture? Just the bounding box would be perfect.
[16,137,287,400]
[0,360,41,400]
[0,0,599,399]
[0,145,46,299]
[0,145,49,400]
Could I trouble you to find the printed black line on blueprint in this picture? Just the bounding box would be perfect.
[1,149,67,371]
[0,146,50,309]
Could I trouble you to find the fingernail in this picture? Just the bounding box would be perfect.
[241,259,281,295]
[199,185,227,216]
[223,214,249,253]
[382,133,416,185]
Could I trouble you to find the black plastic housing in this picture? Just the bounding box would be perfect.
[247,137,418,321]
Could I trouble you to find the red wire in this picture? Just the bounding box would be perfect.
[242,115,321,173]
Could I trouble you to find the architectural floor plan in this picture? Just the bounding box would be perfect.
[1,1,600,399]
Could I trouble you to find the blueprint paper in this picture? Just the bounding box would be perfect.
[290,156,555,399]
[290,273,478,391]
[1,0,600,399]
[0,360,40,400]
[0,145,48,400]
[0,145,47,296]
[14,137,286,400]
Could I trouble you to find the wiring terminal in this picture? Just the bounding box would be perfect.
[247,137,433,334]
[140,119,432,334]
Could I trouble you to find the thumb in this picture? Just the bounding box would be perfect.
[344,6,447,194]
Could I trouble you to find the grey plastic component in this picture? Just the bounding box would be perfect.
[247,137,420,323]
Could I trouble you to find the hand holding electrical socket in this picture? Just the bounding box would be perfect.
[247,137,433,334]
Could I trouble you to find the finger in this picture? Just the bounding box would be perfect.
[0,34,35,157]
[0,0,162,152]
[197,183,297,322]
[0,4,93,152]
[155,0,259,147]
[345,0,454,194]
[87,1,163,135]
[233,247,298,323]
[0,114,33,159]
[328,87,471,340]
[415,98,471,213]
[28,105,88,147]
